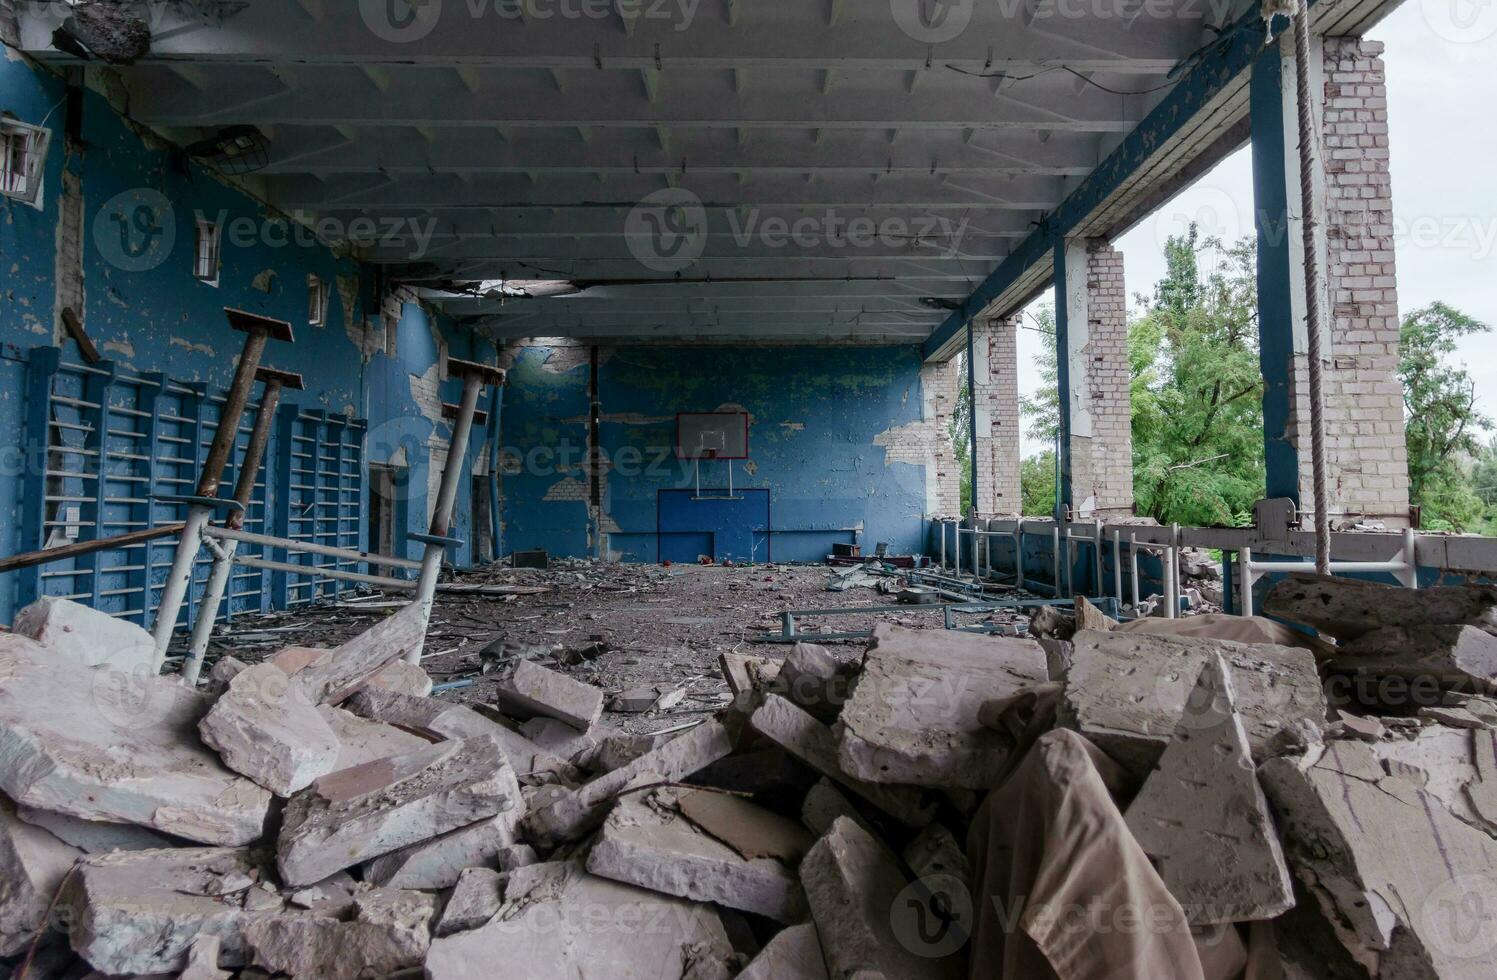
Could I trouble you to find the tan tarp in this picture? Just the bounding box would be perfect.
[966,728,1206,980]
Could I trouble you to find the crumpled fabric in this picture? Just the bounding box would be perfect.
[966,729,1207,980]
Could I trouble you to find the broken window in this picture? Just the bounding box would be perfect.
[308,274,329,326]
[0,116,51,208]
[193,216,221,285]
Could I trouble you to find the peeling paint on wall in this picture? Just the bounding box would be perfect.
[408,363,443,423]
[169,337,215,357]
[101,338,134,358]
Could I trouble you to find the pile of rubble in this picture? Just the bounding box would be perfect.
[2,573,1497,978]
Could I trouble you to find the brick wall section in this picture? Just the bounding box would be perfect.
[1288,37,1409,523]
[922,358,963,516]
[1071,243,1135,516]
[973,315,1022,515]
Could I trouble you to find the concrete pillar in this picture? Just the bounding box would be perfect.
[971,314,1022,515]
[1054,238,1135,519]
[1252,35,1409,527]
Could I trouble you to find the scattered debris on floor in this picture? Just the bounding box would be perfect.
[4,570,1497,977]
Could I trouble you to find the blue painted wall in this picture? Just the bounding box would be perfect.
[0,56,493,619]
[499,344,936,564]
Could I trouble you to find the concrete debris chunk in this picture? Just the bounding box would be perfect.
[587,778,808,922]
[519,716,599,763]
[15,804,171,853]
[902,823,969,885]
[523,720,736,848]
[241,886,435,980]
[1264,574,1497,642]
[0,795,83,956]
[12,596,155,672]
[736,922,830,980]
[800,816,964,980]
[590,728,669,772]
[0,635,272,846]
[719,651,782,700]
[277,736,522,887]
[362,814,514,890]
[435,867,504,937]
[344,686,576,779]
[751,694,937,827]
[801,778,874,838]
[776,641,856,723]
[676,787,815,863]
[316,704,432,771]
[60,846,275,975]
[1123,654,1294,924]
[199,662,342,797]
[1060,631,1326,779]
[838,626,1048,789]
[498,658,605,729]
[1328,625,1497,695]
[290,600,429,704]
[426,861,734,980]
[1262,739,1497,978]
[364,658,434,697]
[1371,725,1497,837]
[178,933,231,980]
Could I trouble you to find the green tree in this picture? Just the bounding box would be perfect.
[1400,302,1493,530]
[1019,306,1059,445]
[1021,451,1058,517]
[947,351,973,515]
[1131,234,1265,526]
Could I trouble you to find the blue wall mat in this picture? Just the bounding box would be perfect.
[658,489,771,564]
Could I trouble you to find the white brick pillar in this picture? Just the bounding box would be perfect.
[921,358,963,516]
[1257,36,1409,526]
[1059,240,1134,517]
[972,315,1022,515]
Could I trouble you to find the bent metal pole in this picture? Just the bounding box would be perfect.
[149,309,294,672]
[179,367,304,686]
[406,357,505,665]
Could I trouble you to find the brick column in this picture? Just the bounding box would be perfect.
[972,315,1022,515]
[1056,239,1134,518]
[1252,36,1409,526]
[922,358,963,516]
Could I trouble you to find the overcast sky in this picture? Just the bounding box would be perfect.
[1015,2,1497,457]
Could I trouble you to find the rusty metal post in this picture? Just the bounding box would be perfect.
[180,367,302,686]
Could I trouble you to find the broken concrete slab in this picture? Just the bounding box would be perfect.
[362,814,514,890]
[435,867,504,937]
[60,846,276,975]
[241,887,435,980]
[1123,655,1294,924]
[1264,574,1497,642]
[0,795,83,956]
[364,658,434,697]
[1262,739,1497,978]
[1367,724,1497,838]
[586,779,808,922]
[1074,595,1118,632]
[199,662,342,797]
[801,778,873,838]
[290,600,429,705]
[14,804,172,854]
[902,823,969,885]
[1060,631,1327,779]
[751,694,937,827]
[0,635,272,846]
[608,683,683,713]
[736,922,830,980]
[776,641,856,724]
[11,596,154,673]
[801,816,964,980]
[837,625,1048,789]
[1327,625,1497,695]
[519,716,600,763]
[589,728,669,773]
[676,787,815,863]
[523,719,736,849]
[426,861,735,980]
[344,687,576,780]
[316,704,432,772]
[719,651,782,700]
[277,736,522,887]
[497,658,604,730]
[178,934,230,980]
